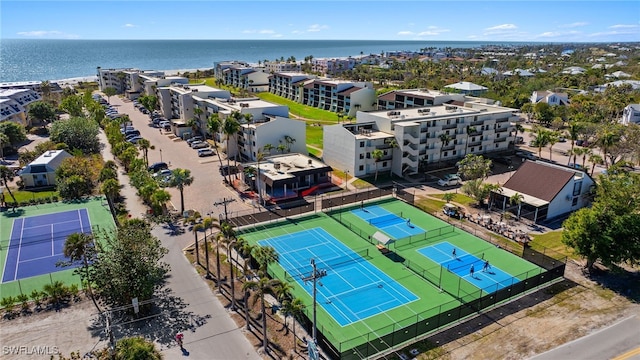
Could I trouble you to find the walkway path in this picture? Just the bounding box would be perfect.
[99,130,261,359]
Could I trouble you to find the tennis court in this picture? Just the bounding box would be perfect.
[2,209,92,282]
[418,241,518,292]
[0,197,116,298]
[351,205,425,239]
[258,227,418,326]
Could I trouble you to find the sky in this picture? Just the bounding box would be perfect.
[1,1,639,42]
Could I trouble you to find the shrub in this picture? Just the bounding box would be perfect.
[43,281,70,307]
[30,290,44,310]
[1,296,16,317]
[17,293,30,312]
[68,284,80,301]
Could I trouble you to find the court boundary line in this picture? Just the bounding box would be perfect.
[1,219,19,283]
[14,218,26,281]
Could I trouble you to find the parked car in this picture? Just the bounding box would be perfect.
[442,203,460,217]
[568,163,584,170]
[515,151,537,160]
[124,129,140,137]
[191,141,209,149]
[438,174,462,187]
[127,136,144,144]
[152,169,172,179]
[148,162,168,173]
[219,165,239,176]
[197,148,215,157]
[492,156,512,166]
[186,136,204,146]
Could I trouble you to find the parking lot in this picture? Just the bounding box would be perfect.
[104,95,251,217]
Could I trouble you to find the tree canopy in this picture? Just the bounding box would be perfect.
[28,101,57,124]
[562,168,640,270]
[50,116,100,154]
[456,154,492,180]
[0,121,27,146]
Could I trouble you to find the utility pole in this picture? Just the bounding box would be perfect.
[214,197,236,221]
[301,258,327,345]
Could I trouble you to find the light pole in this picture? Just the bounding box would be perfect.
[344,169,349,190]
[302,258,327,345]
[159,148,163,163]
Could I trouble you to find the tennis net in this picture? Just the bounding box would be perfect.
[368,213,403,227]
[315,248,370,270]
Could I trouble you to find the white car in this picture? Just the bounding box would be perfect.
[197,148,214,157]
[438,174,462,187]
[191,141,209,149]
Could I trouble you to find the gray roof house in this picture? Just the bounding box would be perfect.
[444,81,488,96]
[19,150,72,188]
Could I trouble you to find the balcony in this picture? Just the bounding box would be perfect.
[494,137,507,143]
[495,127,509,133]
[496,117,510,123]
[468,139,482,147]
[442,122,458,130]
[441,144,455,151]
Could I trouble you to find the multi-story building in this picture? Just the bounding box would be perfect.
[311,57,357,75]
[268,72,316,102]
[377,89,466,110]
[0,89,42,126]
[97,67,135,93]
[221,65,270,92]
[324,96,519,178]
[213,61,250,82]
[156,84,231,124]
[263,61,301,73]
[621,104,640,125]
[301,79,376,117]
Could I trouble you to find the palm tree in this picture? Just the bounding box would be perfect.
[150,189,171,215]
[242,276,281,353]
[588,153,604,176]
[283,135,296,153]
[137,138,154,167]
[281,298,306,353]
[219,221,238,310]
[509,192,524,220]
[438,133,453,162]
[465,125,477,156]
[186,117,199,138]
[0,165,18,206]
[207,113,226,170]
[252,245,279,276]
[371,149,384,182]
[547,131,559,161]
[596,127,620,169]
[201,217,220,279]
[222,116,241,184]
[255,150,265,206]
[442,192,455,203]
[566,121,583,163]
[530,127,550,158]
[277,143,287,154]
[63,233,101,311]
[101,178,120,218]
[263,143,275,156]
[168,168,194,214]
[40,81,52,101]
[192,222,203,267]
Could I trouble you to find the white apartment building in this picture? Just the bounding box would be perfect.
[214,60,250,81]
[301,79,376,117]
[236,116,307,162]
[157,84,231,123]
[222,66,270,92]
[621,104,640,125]
[0,89,42,126]
[263,61,302,73]
[324,98,518,178]
[311,57,357,75]
[269,72,316,103]
[377,89,467,110]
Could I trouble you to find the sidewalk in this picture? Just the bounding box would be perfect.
[99,130,261,359]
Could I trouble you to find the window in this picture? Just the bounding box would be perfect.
[573,181,582,196]
[359,141,365,148]
[382,161,387,167]
[452,150,457,156]
[470,147,475,152]
[359,154,364,159]
[572,197,578,206]
[358,165,364,171]
[366,152,371,159]
[443,151,448,157]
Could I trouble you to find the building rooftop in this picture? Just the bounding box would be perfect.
[503,161,581,202]
[249,153,332,182]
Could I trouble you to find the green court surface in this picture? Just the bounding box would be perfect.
[238,198,545,357]
[0,196,116,299]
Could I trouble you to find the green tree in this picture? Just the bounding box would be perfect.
[563,171,640,270]
[456,154,492,180]
[113,336,163,360]
[283,135,296,152]
[206,113,226,170]
[28,101,56,124]
[59,94,84,117]
[0,165,18,205]
[222,115,240,183]
[252,245,279,276]
[168,168,194,214]
[461,179,501,208]
[371,149,384,182]
[281,297,306,352]
[93,219,169,308]
[442,192,455,203]
[438,133,453,162]
[509,192,524,220]
[530,126,550,158]
[0,133,9,161]
[242,276,281,354]
[464,125,477,156]
[50,116,100,154]
[60,233,101,311]
[101,178,120,214]
[137,138,154,167]
[103,87,117,104]
[57,174,90,200]
[0,121,27,146]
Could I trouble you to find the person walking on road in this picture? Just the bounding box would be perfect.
[176,332,184,349]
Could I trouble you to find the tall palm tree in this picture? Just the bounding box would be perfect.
[281,298,306,353]
[201,217,220,279]
[242,277,281,353]
[588,153,603,176]
[566,121,583,163]
[596,127,620,169]
[219,220,238,309]
[0,165,18,206]
[252,245,279,276]
[168,168,194,214]
[371,149,384,182]
[509,192,524,220]
[530,127,550,158]
[255,150,265,206]
[63,233,101,311]
[222,116,241,184]
[263,143,275,156]
[207,113,226,170]
[137,138,153,167]
[101,178,120,219]
[547,131,559,161]
[283,135,296,153]
[438,133,453,162]
[465,125,477,156]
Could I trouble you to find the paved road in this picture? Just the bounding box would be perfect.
[528,315,640,360]
[101,97,260,359]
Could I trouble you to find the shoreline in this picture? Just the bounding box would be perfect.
[38,68,215,87]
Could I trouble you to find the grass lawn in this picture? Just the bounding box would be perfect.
[306,123,324,148]
[256,92,341,122]
[307,146,321,158]
[431,193,475,207]
[530,230,577,260]
[8,189,59,203]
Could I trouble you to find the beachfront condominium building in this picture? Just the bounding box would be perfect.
[221,65,270,92]
[96,67,185,99]
[301,79,376,117]
[157,84,231,123]
[263,61,302,73]
[190,97,297,161]
[0,89,42,126]
[268,72,317,103]
[323,96,519,178]
[311,57,357,75]
[214,61,250,81]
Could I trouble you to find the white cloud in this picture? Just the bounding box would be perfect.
[259,29,275,34]
[307,24,328,32]
[271,34,283,38]
[123,24,137,28]
[397,31,415,36]
[485,24,517,32]
[609,24,639,29]
[16,30,79,39]
[536,30,580,38]
[559,22,588,28]
[291,30,303,34]
[418,26,450,36]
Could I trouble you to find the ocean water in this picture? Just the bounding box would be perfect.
[0,39,522,83]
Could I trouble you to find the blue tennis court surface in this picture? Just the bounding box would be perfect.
[418,241,519,292]
[2,209,92,283]
[259,227,418,326]
[352,205,425,239]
